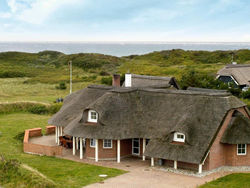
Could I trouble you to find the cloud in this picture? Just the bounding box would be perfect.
[4,0,82,24]
[209,0,240,14]
[0,12,12,18]
[132,8,182,23]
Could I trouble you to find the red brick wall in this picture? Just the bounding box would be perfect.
[23,128,62,156]
[46,126,56,135]
[203,107,250,171]
[24,143,62,156]
[121,139,132,157]
[163,159,198,170]
[85,139,121,159]
[85,139,134,160]
[85,139,96,158]
[225,144,250,166]
[28,128,42,137]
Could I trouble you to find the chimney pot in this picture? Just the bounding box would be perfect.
[112,74,120,87]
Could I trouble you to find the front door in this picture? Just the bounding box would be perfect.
[132,138,140,155]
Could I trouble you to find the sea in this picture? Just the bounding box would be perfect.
[0,42,250,57]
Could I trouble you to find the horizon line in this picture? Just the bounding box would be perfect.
[1,40,250,44]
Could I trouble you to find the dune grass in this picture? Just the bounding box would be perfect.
[200,173,250,188]
[0,78,91,103]
[0,113,126,188]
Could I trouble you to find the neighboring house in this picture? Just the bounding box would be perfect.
[217,64,250,90]
[49,74,250,174]
[122,73,180,89]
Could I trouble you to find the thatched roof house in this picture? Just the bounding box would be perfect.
[49,74,250,174]
[217,64,250,89]
[122,73,180,89]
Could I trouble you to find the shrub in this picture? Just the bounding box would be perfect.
[48,103,62,114]
[241,89,250,99]
[27,105,48,114]
[56,82,67,90]
[101,76,112,85]
[0,71,27,78]
[99,71,110,76]
[82,75,97,82]
[13,132,25,142]
[0,102,61,115]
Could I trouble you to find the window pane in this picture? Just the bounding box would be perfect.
[133,148,139,154]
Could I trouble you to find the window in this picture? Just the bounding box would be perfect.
[173,132,185,142]
[146,139,150,145]
[88,110,98,123]
[132,138,140,155]
[237,144,247,155]
[90,139,96,148]
[103,139,112,148]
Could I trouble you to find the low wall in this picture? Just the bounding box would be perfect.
[23,127,62,156]
[46,125,56,135]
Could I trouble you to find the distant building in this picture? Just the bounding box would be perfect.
[217,64,250,90]
[122,73,180,89]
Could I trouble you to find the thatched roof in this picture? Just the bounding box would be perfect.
[187,87,229,94]
[122,74,180,89]
[48,85,113,127]
[54,86,248,164]
[221,111,250,144]
[217,64,250,86]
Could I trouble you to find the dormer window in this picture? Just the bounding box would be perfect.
[173,132,185,143]
[88,110,98,123]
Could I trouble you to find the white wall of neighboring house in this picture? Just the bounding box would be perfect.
[125,74,132,87]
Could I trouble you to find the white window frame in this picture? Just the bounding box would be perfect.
[173,132,185,143]
[88,110,98,123]
[90,139,96,148]
[103,139,112,149]
[237,144,247,155]
[132,138,140,155]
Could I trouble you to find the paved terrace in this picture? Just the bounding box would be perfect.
[28,134,250,188]
[29,135,57,146]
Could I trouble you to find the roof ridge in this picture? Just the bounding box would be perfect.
[131,74,172,80]
[110,87,231,97]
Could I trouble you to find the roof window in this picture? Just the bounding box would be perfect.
[88,110,98,123]
[173,132,185,143]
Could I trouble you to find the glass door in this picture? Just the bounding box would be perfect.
[132,138,140,155]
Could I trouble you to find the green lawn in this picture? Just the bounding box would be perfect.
[0,78,91,103]
[200,173,250,188]
[0,113,125,188]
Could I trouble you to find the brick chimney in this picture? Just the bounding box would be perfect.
[112,74,120,87]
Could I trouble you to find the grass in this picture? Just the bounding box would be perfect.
[0,113,126,187]
[0,78,90,103]
[200,173,250,188]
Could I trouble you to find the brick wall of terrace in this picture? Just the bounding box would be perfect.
[23,126,62,156]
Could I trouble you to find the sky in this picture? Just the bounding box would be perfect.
[0,0,250,42]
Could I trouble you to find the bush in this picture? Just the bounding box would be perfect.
[48,103,62,114]
[0,71,27,78]
[0,102,62,115]
[241,89,250,99]
[99,71,110,76]
[101,76,112,85]
[27,105,48,114]
[56,82,67,90]
[179,69,227,90]
[82,75,97,82]
[13,132,25,142]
